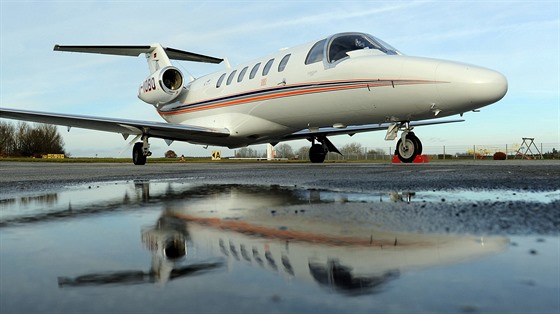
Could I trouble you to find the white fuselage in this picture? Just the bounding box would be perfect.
[156,33,507,148]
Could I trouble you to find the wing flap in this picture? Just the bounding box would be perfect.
[0,108,230,143]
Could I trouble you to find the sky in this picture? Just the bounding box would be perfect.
[1,0,559,158]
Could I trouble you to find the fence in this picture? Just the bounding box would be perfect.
[284,143,560,161]
[420,143,559,160]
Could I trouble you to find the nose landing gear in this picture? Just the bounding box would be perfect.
[387,121,424,163]
[395,132,422,163]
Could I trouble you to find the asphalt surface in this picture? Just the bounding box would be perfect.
[0,160,558,314]
[2,160,558,236]
[1,160,558,194]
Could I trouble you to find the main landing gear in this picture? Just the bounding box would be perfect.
[132,136,152,165]
[309,143,327,163]
[308,136,341,163]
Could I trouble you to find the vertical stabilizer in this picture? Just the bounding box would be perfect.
[146,44,173,73]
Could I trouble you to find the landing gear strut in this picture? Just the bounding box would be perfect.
[386,121,423,163]
[132,136,151,165]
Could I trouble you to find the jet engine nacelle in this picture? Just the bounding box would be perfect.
[138,66,184,105]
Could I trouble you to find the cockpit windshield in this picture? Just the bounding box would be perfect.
[326,33,401,63]
[371,35,401,55]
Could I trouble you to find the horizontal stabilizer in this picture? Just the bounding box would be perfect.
[53,45,151,56]
[53,44,223,64]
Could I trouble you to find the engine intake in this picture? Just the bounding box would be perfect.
[138,66,184,105]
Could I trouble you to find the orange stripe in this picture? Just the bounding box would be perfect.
[159,79,441,116]
[168,213,423,247]
[161,83,374,116]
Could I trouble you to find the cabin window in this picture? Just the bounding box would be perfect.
[278,54,291,72]
[262,58,274,76]
[238,66,248,82]
[305,39,326,65]
[226,70,237,85]
[216,73,226,88]
[249,63,261,79]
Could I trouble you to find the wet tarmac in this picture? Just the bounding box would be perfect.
[0,161,559,313]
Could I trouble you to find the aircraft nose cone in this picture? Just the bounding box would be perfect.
[467,66,508,105]
[436,62,508,109]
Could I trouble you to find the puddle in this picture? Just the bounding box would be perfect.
[1,181,557,226]
[0,181,558,313]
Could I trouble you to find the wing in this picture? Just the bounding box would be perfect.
[279,119,465,141]
[0,108,230,143]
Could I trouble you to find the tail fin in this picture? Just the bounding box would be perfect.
[53,44,223,73]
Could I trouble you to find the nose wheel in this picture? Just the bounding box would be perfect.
[395,132,422,163]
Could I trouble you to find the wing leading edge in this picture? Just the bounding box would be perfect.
[0,108,230,143]
[278,119,465,142]
[1,107,463,150]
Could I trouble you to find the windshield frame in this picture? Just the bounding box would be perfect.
[324,32,402,66]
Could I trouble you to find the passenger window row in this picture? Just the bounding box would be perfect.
[216,54,291,88]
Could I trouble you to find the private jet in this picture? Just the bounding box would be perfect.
[0,32,508,164]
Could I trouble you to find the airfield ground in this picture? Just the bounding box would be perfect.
[0,160,558,194]
[1,160,558,313]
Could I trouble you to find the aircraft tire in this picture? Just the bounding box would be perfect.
[309,144,326,163]
[409,132,422,155]
[132,142,147,165]
[396,133,422,163]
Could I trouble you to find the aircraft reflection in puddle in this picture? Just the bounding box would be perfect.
[58,215,223,287]
[55,184,508,295]
[164,185,507,295]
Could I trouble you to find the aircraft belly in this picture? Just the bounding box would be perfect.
[250,89,378,128]
[164,106,292,147]
[163,80,446,143]
[251,83,442,128]
[374,85,442,121]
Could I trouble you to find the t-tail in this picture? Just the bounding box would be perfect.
[54,44,223,106]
